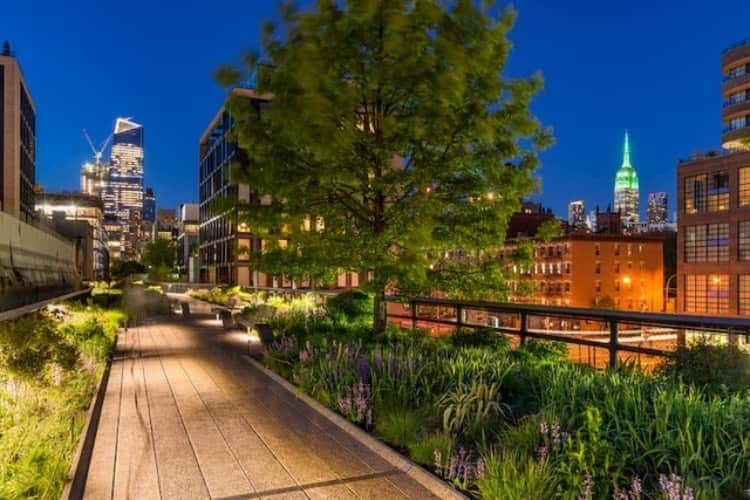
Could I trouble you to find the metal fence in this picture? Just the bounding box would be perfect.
[385,296,750,369]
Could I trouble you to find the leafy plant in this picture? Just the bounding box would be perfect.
[407,432,454,468]
[440,380,506,437]
[375,406,423,449]
[475,450,559,499]
[659,336,750,395]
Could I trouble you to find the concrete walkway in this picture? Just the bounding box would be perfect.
[82,302,438,499]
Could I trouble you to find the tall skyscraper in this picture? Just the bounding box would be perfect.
[647,192,668,227]
[104,118,144,261]
[567,200,586,231]
[614,132,639,227]
[0,42,36,223]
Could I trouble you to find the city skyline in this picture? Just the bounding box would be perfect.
[3,0,749,217]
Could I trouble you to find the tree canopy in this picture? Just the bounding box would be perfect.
[218,0,551,329]
[142,239,176,281]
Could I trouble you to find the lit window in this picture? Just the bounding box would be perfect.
[740,167,750,208]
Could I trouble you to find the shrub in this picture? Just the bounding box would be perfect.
[659,336,750,395]
[326,289,373,324]
[375,406,423,448]
[407,432,454,467]
[440,380,506,438]
[475,451,559,499]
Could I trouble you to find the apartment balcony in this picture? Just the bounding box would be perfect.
[722,123,750,150]
[722,39,750,72]
[721,71,750,98]
[722,98,750,122]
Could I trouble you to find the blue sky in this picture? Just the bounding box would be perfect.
[4,1,749,218]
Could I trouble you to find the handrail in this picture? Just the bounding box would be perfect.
[385,295,750,369]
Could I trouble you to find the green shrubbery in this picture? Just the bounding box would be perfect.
[0,303,125,499]
[259,293,750,498]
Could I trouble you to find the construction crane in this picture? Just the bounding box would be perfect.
[83,129,112,163]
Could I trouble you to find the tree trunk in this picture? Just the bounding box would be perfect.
[373,288,387,334]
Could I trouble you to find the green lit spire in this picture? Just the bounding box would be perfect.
[621,131,632,168]
[614,131,638,192]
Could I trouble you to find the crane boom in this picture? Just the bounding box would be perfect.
[83,129,98,157]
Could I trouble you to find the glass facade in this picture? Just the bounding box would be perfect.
[740,276,750,315]
[685,224,729,262]
[740,167,750,207]
[684,172,727,214]
[685,274,729,314]
[104,118,144,261]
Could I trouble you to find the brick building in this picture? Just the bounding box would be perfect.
[500,233,664,311]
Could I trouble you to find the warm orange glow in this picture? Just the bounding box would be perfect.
[622,276,632,285]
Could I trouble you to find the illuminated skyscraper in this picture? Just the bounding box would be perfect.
[104,118,144,260]
[613,132,639,227]
[567,200,586,231]
[647,192,668,227]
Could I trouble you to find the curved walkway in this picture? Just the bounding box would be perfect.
[82,299,439,499]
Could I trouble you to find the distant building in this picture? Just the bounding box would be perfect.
[104,118,144,261]
[143,187,155,222]
[595,206,623,235]
[177,203,199,281]
[154,208,177,241]
[499,233,663,310]
[676,40,750,318]
[567,200,586,232]
[613,132,639,228]
[506,201,555,239]
[647,192,668,227]
[586,209,598,232]
[35,191,107,279]
[0,42,36,223]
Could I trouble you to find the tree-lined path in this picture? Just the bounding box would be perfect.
[81,297,438,499]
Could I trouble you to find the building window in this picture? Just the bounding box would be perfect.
[565,263,571,274]
[707,171,729,211]
[595,262,600,274]
[740,222,750,261]
[614,280,620,292]
[614,262,620,273]
[564,282,571,293]
[740,276,750,315]
[685,224,728,262]
[684,174,707,214]
[595,244,600,256]
[614,244,620,256]
[627,244,632,256]
[741,167,750,208]
[595,280,601,293]
[685,274,729,314]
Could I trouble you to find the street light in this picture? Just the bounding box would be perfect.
[622,276,632,285]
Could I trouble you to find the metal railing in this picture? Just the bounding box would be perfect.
[385,296,750,368]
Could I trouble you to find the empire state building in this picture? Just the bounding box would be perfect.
[614,132,639,227]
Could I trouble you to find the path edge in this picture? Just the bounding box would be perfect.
[243,355,466,500]
[61,331,119,500]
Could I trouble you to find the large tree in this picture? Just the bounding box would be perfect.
[217,0,552,331]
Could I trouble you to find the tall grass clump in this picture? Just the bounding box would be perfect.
[0,302,124,499]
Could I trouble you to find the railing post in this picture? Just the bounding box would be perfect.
[519,311,527,345]
[609,320,619,368]
[410,299,417,332]
[456,305,463,332]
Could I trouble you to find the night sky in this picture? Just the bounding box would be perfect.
[4,1,749,219]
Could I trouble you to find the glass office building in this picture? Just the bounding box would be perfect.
[104,118,144,261]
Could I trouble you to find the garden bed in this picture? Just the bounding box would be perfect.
[250,290,750,499]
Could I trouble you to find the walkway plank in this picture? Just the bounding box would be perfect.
[81,306,443,500]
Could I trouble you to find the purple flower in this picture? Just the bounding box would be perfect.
[578,471,593,500]
[658,474,693,500]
